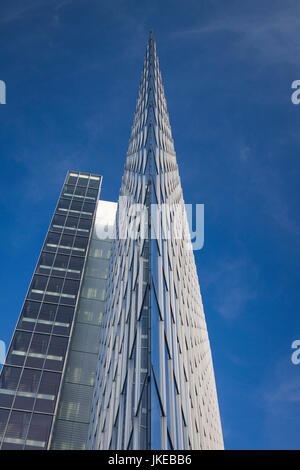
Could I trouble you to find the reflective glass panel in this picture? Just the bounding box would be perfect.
[6,332,32,366]
[18,301,41,331]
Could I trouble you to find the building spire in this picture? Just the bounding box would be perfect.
[89,33,224,451]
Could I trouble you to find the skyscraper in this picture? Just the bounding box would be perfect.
[87,32,223,450]
[0,32,223,451]
[0,171,117,450]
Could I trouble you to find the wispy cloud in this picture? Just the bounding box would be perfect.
[1,0,45,24]
[261,356,300,405]
[238,145,251,163]
[258,357,300,447]
[201,256,258,320]
[234,144,300,237]
[265,376,300,404]
[0,0,73,25]
[173,3,300,67]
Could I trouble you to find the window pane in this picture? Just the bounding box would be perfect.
[65,216,79,231]
[1,442,24,450]
[82,202,95,214]
[85,257,109,279]
[59,234,74,247]
[53,305,74,335]
[53,254,69,272]
[25,413,52,449]
[58,234,74,254]
[73,236,88,254]
[6,332,32,366]
[76,298,104,325]
[5,410,31,442]
[89,240,111,259]
[0,366,21,391]
[39,303,57,322]
[29,275,48,301]
[81,278,106,301]
[35,303,56,333]
[21,301,41,319]
[74,186,86,197]
[70,200,82,213]
[44,336,68,371]
[0,392,13,409]
[25,333,49,369]
[31,275,48,290]
[18,301,41,331]
[69,256,84,271]
[0,409,9,440]
[77,176,89,187]
[62,184,75,197]
[37,252,55,274]
[51,214,66,232]
[45,232,60,252]
[57,198,71,213]
[85,188,98,200]
[0,366,22,408]
[35,372,60,413]
[78,218,92,232]
[47,277,63,293]
[88,178,100,189]
[14,368,41,411]
[62,279,79,305]
[63,279,79,295]
[18,369,41,394]
[67,174,77,185]
[44,277,63,303]
[28,333,49,355]
[67,257,84,279]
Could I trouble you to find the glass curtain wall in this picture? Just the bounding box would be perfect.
[0,171,101,450]
[50,205,114,450]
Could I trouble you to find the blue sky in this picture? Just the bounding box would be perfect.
[1,0,300,450]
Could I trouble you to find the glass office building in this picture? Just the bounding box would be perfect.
[0,171,117,450]
[0,33,223,450]
[87,32,223,450]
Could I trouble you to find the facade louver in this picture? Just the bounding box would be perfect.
[87,32,224,450]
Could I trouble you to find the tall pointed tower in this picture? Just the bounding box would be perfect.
[88,32,224,450]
